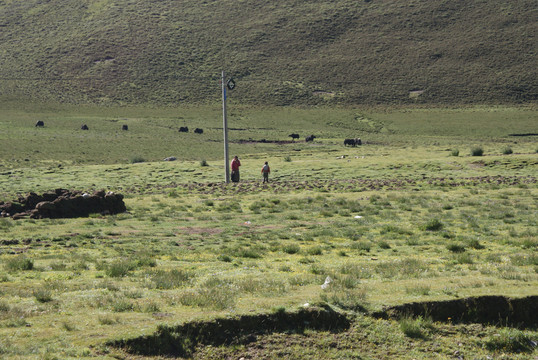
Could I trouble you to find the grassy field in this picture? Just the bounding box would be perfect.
[0,105,536,359]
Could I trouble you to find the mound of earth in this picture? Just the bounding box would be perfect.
[0,189,126,219]
[111,305,350,358]
[111,296,537,358]
[372,295,538,328]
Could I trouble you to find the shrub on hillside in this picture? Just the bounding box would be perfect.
[421,218,444,231]
[129,155,146,164]
[470,146,484,156]
[502,146,513,155]
[5,256,34,271]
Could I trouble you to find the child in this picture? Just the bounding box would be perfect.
[261,161,270,183]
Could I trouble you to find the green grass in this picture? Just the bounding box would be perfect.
[0,0,536,105]
[0,105,536,359]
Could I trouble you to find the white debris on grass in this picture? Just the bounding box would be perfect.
[321,276,332,289]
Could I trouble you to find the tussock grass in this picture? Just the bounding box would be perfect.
[485,328,535,353]
[4,256,33,272]
[399,315,434,339]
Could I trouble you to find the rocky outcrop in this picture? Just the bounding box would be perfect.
[0,189,126,219]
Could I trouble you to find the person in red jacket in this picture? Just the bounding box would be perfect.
[261,161,270,183]
[231,155,241,182]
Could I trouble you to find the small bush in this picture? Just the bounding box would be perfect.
[307,246,323,256]
[501,147,513,155]
[178,280,236,310]
[467,238,485,250]
[200,159,208,166]
[62,322,77,331]
[399,316,431,339]
[106,260,135,278]
[98,314,119,325]
[237,248,262,259]
[0,218,14,229]
[217,254,232,262]
[142,302,161,313]
[485,328,535,353]
[0,300,10,312]
[454,253,473,264]
[351,241,371,252]
[33,289,53,303]
[470,146,484,156]
[151,269,192,289]
[282,244,300,254]
[5,256,34,271]
[284,155,292,162]
[133,254,157,268]
[129,155,146,164]
[320,288,368,311]
[378,241,391,249]
[50,261,67,271]
[111,299,135,312]
[422,218,444,231]
[446,243,466,253]
[450,148,459,156]
[406,285,431,295]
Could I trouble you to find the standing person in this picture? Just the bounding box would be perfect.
[261,161,270,183]
[231,155,241,182]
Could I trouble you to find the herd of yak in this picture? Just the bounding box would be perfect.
[34,121,362,146]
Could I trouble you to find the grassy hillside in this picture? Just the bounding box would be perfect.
[0,0,536,106]
[0,106,536,359]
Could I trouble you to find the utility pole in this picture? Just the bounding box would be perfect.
[222,71,230,183]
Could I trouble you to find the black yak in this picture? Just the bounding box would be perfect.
[344,138,362,146]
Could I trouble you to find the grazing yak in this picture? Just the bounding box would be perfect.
[81,124,89,130]
[289,133,300,141]
[179,126,189,133]
[194,128,203,134]
[305,135,316,142]
[122,125,128,131]
[35,120,45,127]
[344,138,362,146]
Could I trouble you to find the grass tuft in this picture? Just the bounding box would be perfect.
[5,256,34,271]
[421,219,444,232]
[470,146,484,156]
[485,328,535,353]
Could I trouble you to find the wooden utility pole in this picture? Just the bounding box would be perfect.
[222,71,230,183]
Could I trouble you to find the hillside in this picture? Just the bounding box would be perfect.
[0,0,536,106]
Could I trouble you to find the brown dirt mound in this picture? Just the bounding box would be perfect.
[111,296,537,358]
[372,295,538,329]
[111,305,350,358]
[0,189,126,219]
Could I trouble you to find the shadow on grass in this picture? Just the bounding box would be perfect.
[110,305,350,358]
